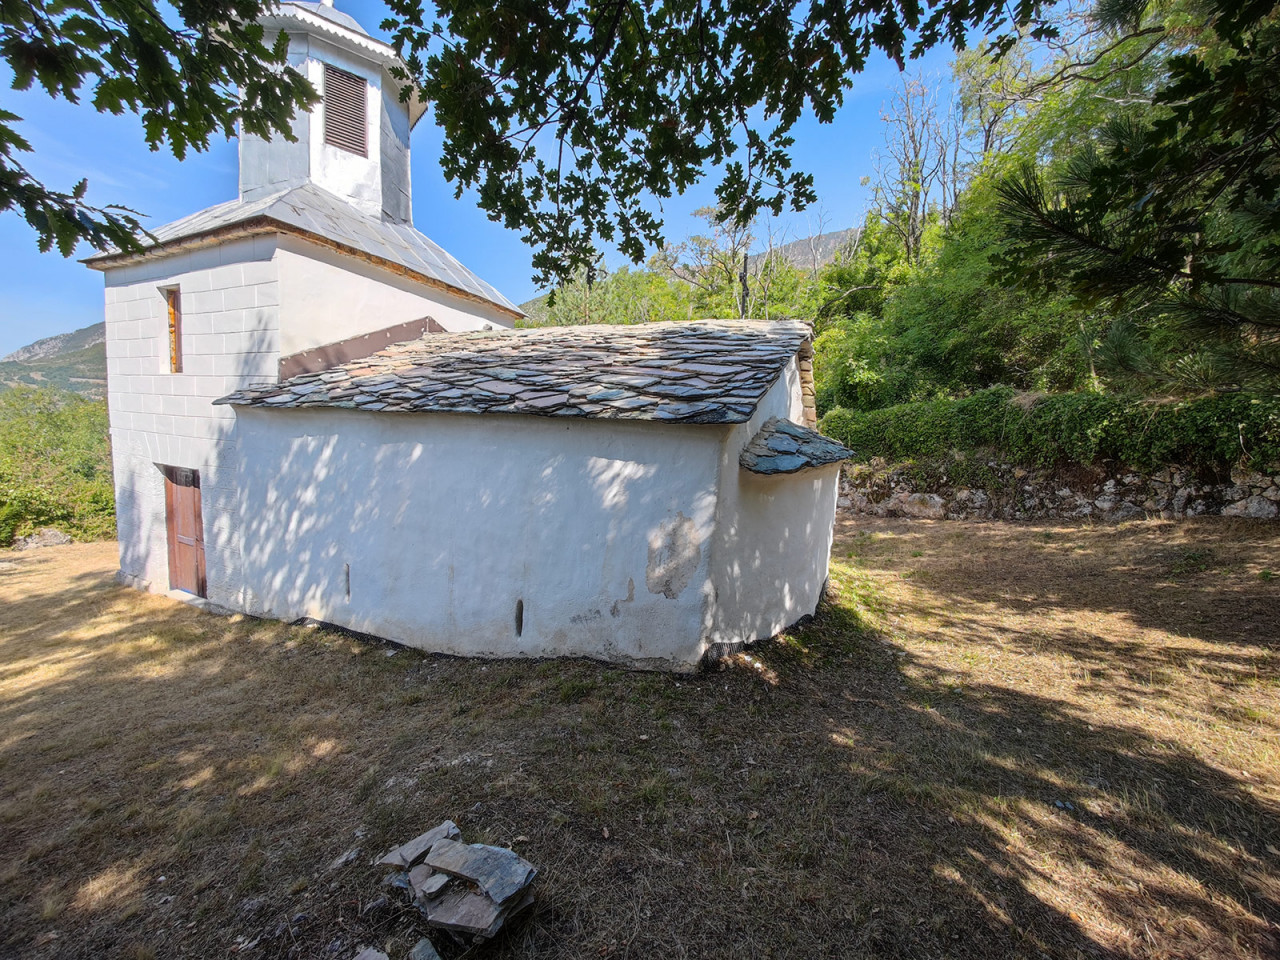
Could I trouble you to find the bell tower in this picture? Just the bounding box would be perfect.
[238,1,426,224]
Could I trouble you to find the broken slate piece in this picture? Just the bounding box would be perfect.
[352,949,388,960]
[424,838,537,905]
[420,885,505,937]
[381,870,411,893]
[326,846,362,873]
[375,820,461,867]
[461,885,535,941]
[408,864,449,900]
[415,872,450,901]
[408,939,444,960]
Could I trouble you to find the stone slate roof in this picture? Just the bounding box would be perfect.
[84,183,521,317]
[739,418,853,474]
[216,320,812,424]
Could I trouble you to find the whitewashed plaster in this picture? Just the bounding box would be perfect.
[233,407,725,670]
[705,360,839,650]
[222,358,841,670]
[103,237,281,608]
[274,235,514,356]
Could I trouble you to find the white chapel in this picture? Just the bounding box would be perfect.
[87,1,852,671]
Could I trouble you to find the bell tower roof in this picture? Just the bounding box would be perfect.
[238,1,426,223]
[279,1,372,38]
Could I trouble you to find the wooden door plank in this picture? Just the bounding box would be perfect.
[163,467,206,598]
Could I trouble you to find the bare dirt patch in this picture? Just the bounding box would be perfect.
[1,520,1277,959]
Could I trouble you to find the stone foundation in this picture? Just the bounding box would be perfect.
[840,459,1280,522]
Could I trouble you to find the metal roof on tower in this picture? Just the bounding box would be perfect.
[83,1,519,319]
[83,183,524,318]
[283,1,371,37]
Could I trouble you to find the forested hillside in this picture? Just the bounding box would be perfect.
[0,322,106,397]
[519,1,1280,469]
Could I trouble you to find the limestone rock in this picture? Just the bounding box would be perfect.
[1223,496,1278,519]
[899,493,945,519]
[352,949,388,960]
[13,527,72,550]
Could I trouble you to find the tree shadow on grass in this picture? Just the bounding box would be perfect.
[839,517,1280,654]
[0,540,1277,960]
[705,582,1277,959]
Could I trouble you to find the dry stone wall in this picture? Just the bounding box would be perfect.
[840,459,1280,522]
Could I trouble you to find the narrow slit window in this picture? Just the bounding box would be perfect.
[165,288,182,373]
[323,64,367,157]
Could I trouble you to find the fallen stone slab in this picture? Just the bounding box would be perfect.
[424,838,537,905]
[419,883,534,940]
[419,885,504,937]
[375,821,460,868]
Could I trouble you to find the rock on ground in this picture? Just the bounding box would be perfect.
[13,528,72,550]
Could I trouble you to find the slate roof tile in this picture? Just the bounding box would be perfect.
[739,417,854,475]
[217,319,810,425]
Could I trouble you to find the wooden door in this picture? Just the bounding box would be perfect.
[164,467,206,598]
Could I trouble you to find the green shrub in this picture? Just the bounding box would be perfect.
[820,388,1280,472]
[0,387,114,543]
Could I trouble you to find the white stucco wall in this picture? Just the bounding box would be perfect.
[705,360,840,649]
[232,407,726,669]
[379,81,413,223]
[104,237,281,607]
[274,234,514,356]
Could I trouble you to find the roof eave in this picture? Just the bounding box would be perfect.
[82,217,525,322]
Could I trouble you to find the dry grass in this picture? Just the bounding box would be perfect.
[0,518,1277,959]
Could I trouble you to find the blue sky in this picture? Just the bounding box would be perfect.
[0,1,954,358]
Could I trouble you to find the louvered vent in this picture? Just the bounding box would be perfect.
[323,64,367,156]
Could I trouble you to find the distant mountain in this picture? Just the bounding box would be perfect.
[746,227,860,272]
[2,321,104,363]
[0,321,107,397]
